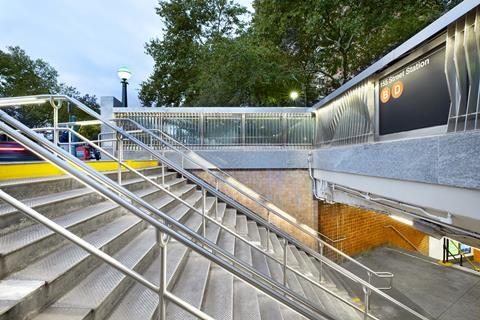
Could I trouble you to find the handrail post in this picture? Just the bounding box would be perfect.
[215,180,219,221]
[266,211,271,252]
[319,241,324,283]
[162,162,166,188]
[283,239,288,286]
[202,187,207,237]
[362,284,371,320]
[116,132,123,185]
[68,129,72,156]
[53,101,60,146]
[157,230,167,320]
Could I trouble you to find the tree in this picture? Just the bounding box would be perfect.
[142,0,462,107]
[0,46,59,127]
[0,46,100,138]
[140,0,248,107]
[253,0,462,99]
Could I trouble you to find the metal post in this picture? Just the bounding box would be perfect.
[214,180,219,221]
[266,211,271,252]
[319,242,324,282]
[202,187,206,237]
[68,130,72,156]
[162,162,166,188]
[157,230,166,320]
[362,285,371,320]
[53,105,59,146]
[283,239,288,286]
[116,133,123,185]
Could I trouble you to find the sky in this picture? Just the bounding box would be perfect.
[0,0,253,107]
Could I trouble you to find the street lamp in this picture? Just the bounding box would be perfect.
[290,90,299,101]
[117,67,131,108]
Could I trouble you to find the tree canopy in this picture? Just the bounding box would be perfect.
[0,46,100,134]
[141,0,461,107]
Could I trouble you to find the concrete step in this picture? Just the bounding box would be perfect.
[202,266,234,320]
[299,251,320,279]
[258,294,284,320]
[258,227,273,252]
[32,228,157,320]
[247,221,262,246]
[0,178,188,278]
[269,234,300,268]
[0,215,147,320]
[233,231,261,320]
[280,307,305,320]
[0,173,178,236]
[223,208,237,229]
[233,281,261,320]
[105,204,220,320]
[264,255,306,299]
[201,222,236,320]
[251,245,271,278]
[235,215,248,236]
[0,166,169,201]
[289,245,312,276]
[311,260,363,320]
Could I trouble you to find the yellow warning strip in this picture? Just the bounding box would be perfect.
[437,260,453,267]
[0,160,158,180]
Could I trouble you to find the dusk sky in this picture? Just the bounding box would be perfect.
[0,0,253,106]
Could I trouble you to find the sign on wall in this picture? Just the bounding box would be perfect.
[379,46,451,135]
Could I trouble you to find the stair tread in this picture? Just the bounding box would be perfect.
[7,215,142,283]
[166,252,211,319]
[258,294,284,320]
[0,178,186,256]
[223,209,236,228]
[233,280,261,320]
[258,227,273,252]
[247,221,262,246]
[299,251,319,279]
[235,215,248,236]
[202,266,233,320]
[106,209,221,320]
[269,234,299,267]
[0,174,169,216]
[32,228,157,319]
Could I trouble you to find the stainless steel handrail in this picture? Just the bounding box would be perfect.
[0,190,218,319]
[0,95,430,320]
[0,103,332,320]
[37,123,386,312]
[111,118,394,285]
[35,126,362,310]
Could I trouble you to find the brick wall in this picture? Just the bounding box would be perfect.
[474,249,480,263]
[318,203,430,258]
[193,169,318,247]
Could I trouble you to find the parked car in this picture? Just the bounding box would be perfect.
[0,138,39,161]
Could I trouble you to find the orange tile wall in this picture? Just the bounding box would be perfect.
[193,169,318,248]
[318,202,430,259]
[474,249,480,263]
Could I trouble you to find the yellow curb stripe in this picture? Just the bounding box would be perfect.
[0,160,158,180]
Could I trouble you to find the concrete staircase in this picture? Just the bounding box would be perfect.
[0,167,365,320]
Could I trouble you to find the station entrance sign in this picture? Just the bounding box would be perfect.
[379,46,451,135]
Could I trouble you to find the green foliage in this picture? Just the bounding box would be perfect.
[0,46,100,134]
[0,46,59,127]
[141,0,462,107]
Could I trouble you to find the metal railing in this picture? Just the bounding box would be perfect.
[112,108,314,149]
[0,96,332,320]
[110,118,398,289]
[34,125,366,315]
[384,225,422,253]
[0,95,431,320]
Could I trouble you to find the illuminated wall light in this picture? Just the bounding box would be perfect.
[390,215,414,226]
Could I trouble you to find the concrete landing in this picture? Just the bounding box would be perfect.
[342,246,480,320]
